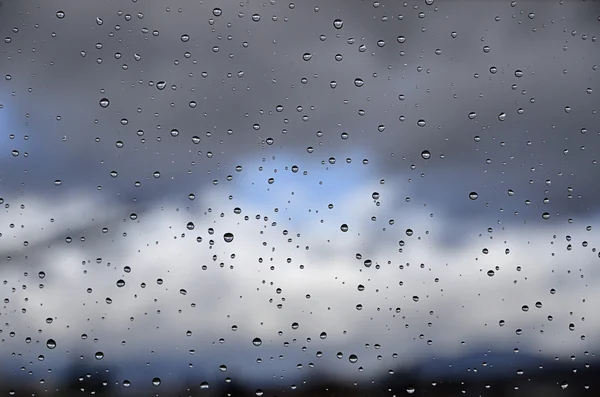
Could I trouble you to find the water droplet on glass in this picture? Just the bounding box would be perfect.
[152,377,161,387]
[417,119,426,127]
[95,351,104,360]
[252,337,262,346]
[421,150,431,160]
[213,8,222,17]
[46,339,56,349]
[515,69,524,78]
[498,112,506,121]
[302,53,312,61]
[99,98,109,108]
[542,212,551,220]
[349,354,358,363]
[56,11,65,19]
[170,129,179,137]
[319,332,327,339]
[340,224,349,232]
[224,233,234,243]
[468,112,476,120]
[354,78,364,87]
[333,19,343,29]
[252,14,261,22]
[186,222,195,230]
[116,279,125,287]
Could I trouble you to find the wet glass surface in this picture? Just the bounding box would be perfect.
[1,1,600,395]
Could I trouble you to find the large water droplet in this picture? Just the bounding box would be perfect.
[252,337,262,346]
[223,233,234,243]
[333,19,344,29]
[152,377,161,387]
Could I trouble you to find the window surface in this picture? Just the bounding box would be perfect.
[1,0,599,395]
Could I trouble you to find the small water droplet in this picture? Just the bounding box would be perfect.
[542,212,551,220]
[469,192,478,200]
[95,351,104,360]
[116,279,125,287]
[56,11,65,19]
[252,337,262,346]
[152,377,161,387]
[99,98,110,108]
[421,150,431,160]
[340,224,349,232]
[354,78,364,87]
[498,112,506,121]
[349,354,358,363]
[417,119,426,127]
[333,19,344,29]
[213,8,222,17]
[46,339,56,349]
[224,232,234,243]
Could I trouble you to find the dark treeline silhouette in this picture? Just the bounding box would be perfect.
[1,354,595,397]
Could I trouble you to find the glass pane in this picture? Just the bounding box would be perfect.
[1,0,599,395]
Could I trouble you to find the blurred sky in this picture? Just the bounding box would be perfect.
[1,0,600,392]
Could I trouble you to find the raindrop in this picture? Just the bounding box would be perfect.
[469,192,478,200]
[56,11,65,19]
[116,279,125,287]
[224,233,234,243]
[302,53,312,61]
[417,119,426,127]
[333,19,344,29]
[170,129,180,137]
[340,224,349,232]
[354,78,364,87]
[213,8,222,17]
[349,354,358,363]
[186,222,195,230]
[252,337,262,346]
[252,14,261,22]
[99,98,110,108]
[542,212,551,220]
[421,150,431,160]
[498,112,506,121]
[46,339,56,349]
[152,378,161,387]
[515,69,524,78]
[468,112,476,120]
[95,351,104,360]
